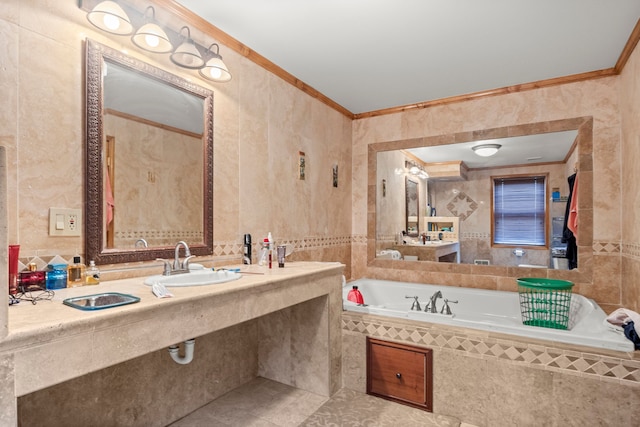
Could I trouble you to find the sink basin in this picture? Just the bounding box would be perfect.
[144,269,242,287]
[63,292,140,310]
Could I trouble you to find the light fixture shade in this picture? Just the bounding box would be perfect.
[132,7,172,54]
[199,43,232,82]
[87,1,133,35]
[472,144,501,157]
[199,57,232,82]
[409,166,420,175]
[170,26,205,69]
[132,23,173,53]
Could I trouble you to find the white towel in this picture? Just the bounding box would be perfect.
[606,308,640,336]
[379,250,402,260]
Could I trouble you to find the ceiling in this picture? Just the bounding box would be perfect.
[175,0,640,115]
[406,130,578,170]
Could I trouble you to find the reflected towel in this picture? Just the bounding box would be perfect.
[105,168,114,225]
[606,308,640,337]
[379,250,402,260]
[568,173,578,238]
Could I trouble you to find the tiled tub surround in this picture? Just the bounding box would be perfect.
[0,262,344,426]
[342,312,640,426]
[343,279,634,352]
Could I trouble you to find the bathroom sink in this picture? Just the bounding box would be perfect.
[143,269,241,287]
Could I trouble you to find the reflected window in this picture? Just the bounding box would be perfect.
[493,175,547,246]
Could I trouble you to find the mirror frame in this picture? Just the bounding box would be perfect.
[368,117,593,282]
[85,39,214,265]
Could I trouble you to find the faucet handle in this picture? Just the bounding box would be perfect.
[182,255,195,270]
[156,258,172,276]
[440,299,458,315]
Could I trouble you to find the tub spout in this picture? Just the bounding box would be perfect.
[426,291,442,313]
[168,338,195,365]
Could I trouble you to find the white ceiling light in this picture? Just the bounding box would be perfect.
[472,144,501,157]
[170,26,205,69]
[199,43,232,82]
[86,1,133,35]
[131,6,172,53]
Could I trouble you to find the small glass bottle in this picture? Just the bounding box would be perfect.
[85,260,100,285]
[67,256,86,287]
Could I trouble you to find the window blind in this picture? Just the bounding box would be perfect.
[494,176,546,246]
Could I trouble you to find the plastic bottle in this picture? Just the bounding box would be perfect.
[347,285,365,305]
[258,238,269,266]
[85,260,100,285]
[267,232,273,269]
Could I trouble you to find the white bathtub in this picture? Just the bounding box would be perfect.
[343,278,634,352]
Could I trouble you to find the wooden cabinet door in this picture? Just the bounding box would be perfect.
[367,337,432,411]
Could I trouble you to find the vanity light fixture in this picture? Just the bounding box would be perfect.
[81,0,232,82]
[405,160,429,179]
[131,6,172,53]
[170,26,206,69]
[472,143,501,157]
[198,43,232,82]
[87,0,133,35]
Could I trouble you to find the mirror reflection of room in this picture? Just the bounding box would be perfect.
[376,130,578,269]
[103,60,204,249]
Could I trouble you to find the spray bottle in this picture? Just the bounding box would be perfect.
[347,285,365,305]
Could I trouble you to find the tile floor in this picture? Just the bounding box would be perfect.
[170,377,476,427]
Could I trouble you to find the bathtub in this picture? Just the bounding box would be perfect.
[343,278,634,352]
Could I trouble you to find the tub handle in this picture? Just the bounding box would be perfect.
[396,372,402,379]
[405,295,421,311]
[441,299,458,315]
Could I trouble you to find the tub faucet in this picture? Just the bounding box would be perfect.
[425,290,442,313]
[405,295,421,311]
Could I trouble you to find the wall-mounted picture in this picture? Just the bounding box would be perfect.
[332,164,338,187]
[299,151,306,180]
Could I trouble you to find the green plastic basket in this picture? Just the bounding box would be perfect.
[517,278,574,330]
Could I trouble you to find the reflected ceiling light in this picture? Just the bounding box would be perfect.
[472,144,501,157]
[170,26,205,69]
[199,43,232,82]
[86,1,133,35]
[131,6,172,53]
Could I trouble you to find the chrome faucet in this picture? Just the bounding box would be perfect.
[425,290,442,313]
[135,238,148,248]
[173,241,193,271]
[156,241,194,276]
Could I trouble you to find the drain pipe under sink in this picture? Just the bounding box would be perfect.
[168,338,195,364]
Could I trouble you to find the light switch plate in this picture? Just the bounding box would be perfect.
[49,208,82,236]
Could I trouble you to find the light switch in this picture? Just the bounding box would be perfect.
[56,214,65,230]
[49,208,82,236]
